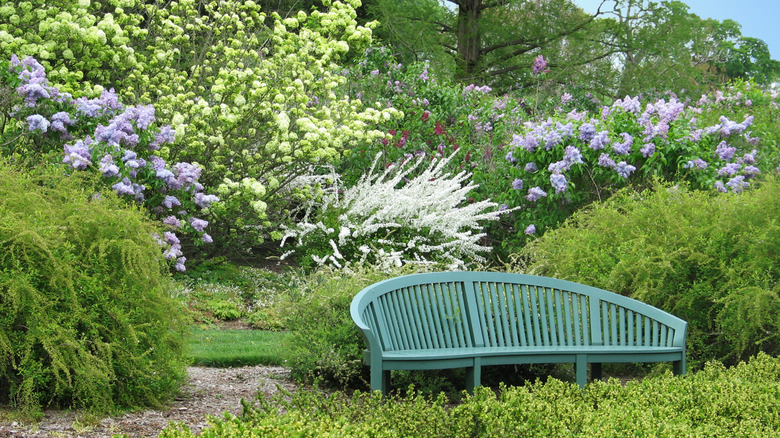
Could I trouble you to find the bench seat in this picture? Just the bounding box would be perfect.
[351,271,688,394]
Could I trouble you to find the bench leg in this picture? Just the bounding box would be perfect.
[576,354,587,388]
[371,367,391,395]
[673,355,686,376]
[591,362,603,382]
[466,357,482,394]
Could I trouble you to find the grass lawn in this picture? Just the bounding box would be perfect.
[186,327,291,367]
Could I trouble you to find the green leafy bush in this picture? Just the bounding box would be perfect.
[159,353,780,437]
[283,266,433,388]
[519,178,780,367]
[0,163,186,416]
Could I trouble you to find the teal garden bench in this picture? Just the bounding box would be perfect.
[350,272,687,394]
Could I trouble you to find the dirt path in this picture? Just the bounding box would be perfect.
[0,365,299,437]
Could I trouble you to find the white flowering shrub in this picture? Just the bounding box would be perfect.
[281,152,508,270]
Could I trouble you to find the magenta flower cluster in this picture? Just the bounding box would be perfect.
[9,55,218,271]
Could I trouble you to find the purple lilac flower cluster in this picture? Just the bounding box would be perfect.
[8,55,219,271]
[499,89,768,236]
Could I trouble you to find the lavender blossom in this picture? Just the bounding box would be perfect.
[162,195,182,209]
[174,256,187,272]
[598,153,616,168]
[524,162,538,173]
[589,131,610,150]
[163,216,182,228]
[683,158,708,170]
[63,139,92,170]
[26,114,49,132]
[725,175,749,193]
[98,155,120,177]
[189,217,209,232]
[532,55,549,75]
[194,192,219,208]
[524,224,537,235]
[714,181,727,192]
[615,161,636,178]
[715,142,737,161]
[612,133,633,155]
[718,163,741,177]
[512,179,524,190]
[640,143,656,158]
[505,151,517,163]
[550,173,568,193]
[742,166,760,177]
[50,112,73,133]
[526,187,548,202]
[201,233,213,244]
[579,123,596,142]
[112,178,135,196]
[563,146,583,167]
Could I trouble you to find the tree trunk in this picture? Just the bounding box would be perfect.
[456,0,483,82]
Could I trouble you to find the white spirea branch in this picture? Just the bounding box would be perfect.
[281,151,514,270]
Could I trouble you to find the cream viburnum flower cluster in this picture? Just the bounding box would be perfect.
[280,152,511,271]
[122,0,400,242]
[0,0,145,95]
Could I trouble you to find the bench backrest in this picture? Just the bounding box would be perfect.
[351,272,687,353]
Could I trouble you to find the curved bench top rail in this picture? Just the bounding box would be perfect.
[352,272,685,324]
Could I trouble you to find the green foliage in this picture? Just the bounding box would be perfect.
[186,328,290,367]
[0,162,186,416]
[520,178,780,367]
[159,353,780,437]
[283,266,428,388]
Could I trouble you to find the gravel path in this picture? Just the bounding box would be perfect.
[0,365,299,437]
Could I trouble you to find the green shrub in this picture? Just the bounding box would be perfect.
[0,162,186,416]
[519,177,780,367]
[159,353,780,437]
[283,265,436,389]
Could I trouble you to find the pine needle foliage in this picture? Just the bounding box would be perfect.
[0,162,186,416]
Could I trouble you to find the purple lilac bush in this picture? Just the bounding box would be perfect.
[4,55,217,270]
[498,90,771,237]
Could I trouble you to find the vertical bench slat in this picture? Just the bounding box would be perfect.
[408,286,430,349]
[554,289,567,346]
[536,287,551,346]
[527,285,543,346]
[600,301,610,346]
[511,284,528,347]
[521,285,535,346]
[496,283,514,347]
[563,291,574,346]
[410,286,434,349]
[475,283,492,347]
[619,307,626,346]
[660,325,668,347]
[397,288,419,350]
[573,294,583,346]
[627,310,635,346]
[610,303,618,346]
[652,320,659,347]
[487,283,504,346]
[442,283,463,348]
[588,297,599,346]
[388,292,412,350]
[429,284,452,348]
[505,283,522,346]
[378,294,401,350]
[544,288,557,346]
[419,284,441,349]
